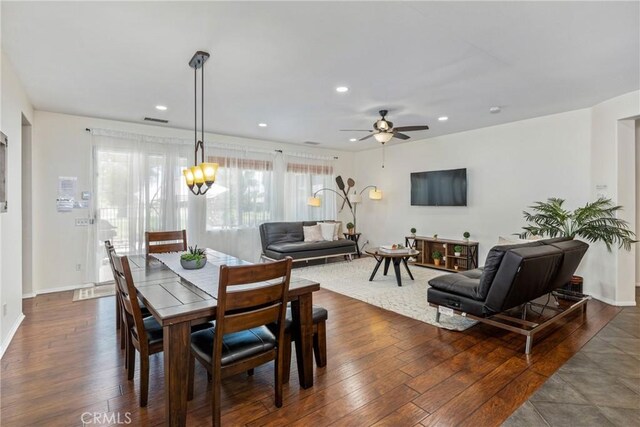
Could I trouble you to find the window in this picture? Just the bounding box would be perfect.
[205,153,274,229]
[284,158,336,221]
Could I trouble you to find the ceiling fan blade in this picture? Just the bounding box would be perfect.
[392,132,411,140]
[393,125,430,132]
[359,134,375,141]
[340,129,373,132]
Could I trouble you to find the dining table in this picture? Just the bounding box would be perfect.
[126,249,320,427]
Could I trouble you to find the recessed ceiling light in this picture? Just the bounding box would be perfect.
[438,116,448,122]
[489,106,501,114]
[155,105,168,111]
[258,123,268,127]
[335,86,349,93]
[349,138,357,142]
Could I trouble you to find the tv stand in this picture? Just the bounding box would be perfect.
[405,236,478,272]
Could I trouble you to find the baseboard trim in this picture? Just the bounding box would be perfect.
[0,313,25,359]
[590,293,637,307]
[32,283,94,296]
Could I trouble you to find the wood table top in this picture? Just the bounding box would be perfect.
[128,249,320,326]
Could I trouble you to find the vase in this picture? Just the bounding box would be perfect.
[180,257,207,270]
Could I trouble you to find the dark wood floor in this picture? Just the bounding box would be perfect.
[1,288,621,426]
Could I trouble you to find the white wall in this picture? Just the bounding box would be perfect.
[354,108,592,265]
[31,111,354,293]
[0,53,33,356]
[589,91,640,305]
[636,120,640,286]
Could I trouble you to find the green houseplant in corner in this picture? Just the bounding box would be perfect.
[520,197,636,251]
[180,245,207,270]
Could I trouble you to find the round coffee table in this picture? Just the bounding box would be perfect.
[365,247,420,287]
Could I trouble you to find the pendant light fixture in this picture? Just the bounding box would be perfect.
[183,51,218,195]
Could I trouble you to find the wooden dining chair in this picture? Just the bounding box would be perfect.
[145,230,187,254]
[111,253,164,407]
[278,303,328,383]
[104,241,126,351]
[188,257,293,426]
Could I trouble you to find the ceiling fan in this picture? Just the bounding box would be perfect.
[341,110,429,144]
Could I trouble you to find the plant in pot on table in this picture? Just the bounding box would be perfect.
[432,250,443,266]
[180,245,207,270]
[346,222,355,235]
[453,245,463,257]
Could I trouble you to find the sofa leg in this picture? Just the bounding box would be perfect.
[435,311,441,323]
[525,335,533,354]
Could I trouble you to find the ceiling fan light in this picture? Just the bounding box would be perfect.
[374,132,393,144]
[376,119,389,131]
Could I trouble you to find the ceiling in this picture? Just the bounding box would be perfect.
[2,1,639,151]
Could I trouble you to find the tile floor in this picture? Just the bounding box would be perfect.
[504,290,640,426]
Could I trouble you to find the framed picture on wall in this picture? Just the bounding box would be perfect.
[0,131,7,213]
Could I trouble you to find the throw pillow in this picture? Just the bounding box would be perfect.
[319,222,338,241]
[303,225,323,242]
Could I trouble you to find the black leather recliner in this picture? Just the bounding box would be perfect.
[427,237,589,318]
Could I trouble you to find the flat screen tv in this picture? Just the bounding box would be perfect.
[410,168,467,206]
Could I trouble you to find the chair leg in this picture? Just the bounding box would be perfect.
[119,319,126,350]
[283,332,292,383]
[207,372,212,383]
[313,321,327,368]
[140,352,149,407]
[212,374,221,427]
[247,368,254,376]
[275,347,284,408]
[126,334,135,381]
[187,355,195,401]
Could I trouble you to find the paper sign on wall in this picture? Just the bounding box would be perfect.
[57,176,77,212]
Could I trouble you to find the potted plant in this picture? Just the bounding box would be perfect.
[433,233,438,240]
[454,264,459,271]
[346,222,355,235]
[520,198,636,250]
[521,197,637,293]
[463,231,470,241]
[410,227,416,237]
[180,245,207,270]
[432,250,443,266]
[453,245,463,257]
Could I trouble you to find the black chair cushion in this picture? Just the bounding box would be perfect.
[142,316,163,345]
[190,325,276,366]
[428,271,484,301]
[266,304,328,335]
[268,239,354,254]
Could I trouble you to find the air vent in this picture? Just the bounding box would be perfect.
[303,141,321,146]
[144,117,169,124]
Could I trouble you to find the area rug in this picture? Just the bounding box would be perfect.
[293,257,477,331]
[72,284,115,301]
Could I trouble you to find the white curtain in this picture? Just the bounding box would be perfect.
[89,129,190,283]
[284,154,336,221]
[195,145,279,262]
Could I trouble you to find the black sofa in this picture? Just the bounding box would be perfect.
[259,221,357,262]
[428,237,589,353]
